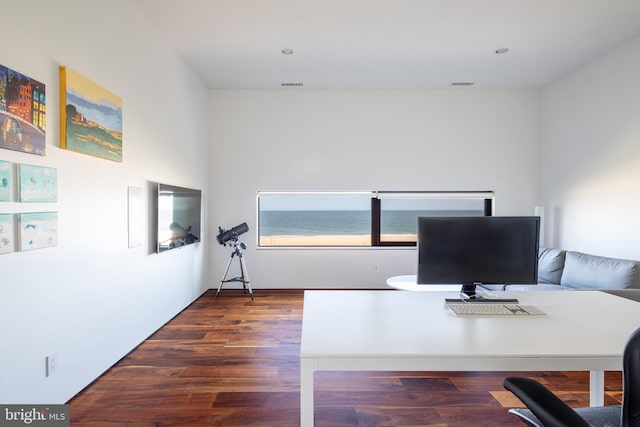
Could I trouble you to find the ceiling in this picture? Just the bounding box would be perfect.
[135,0,640,89]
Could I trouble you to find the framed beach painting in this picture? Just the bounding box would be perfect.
[0,64,46,156]
[60,66,122,162]
[0,213,15,254]
[18,212,58,251]
[18,163,57,202]
[0,160,12,202]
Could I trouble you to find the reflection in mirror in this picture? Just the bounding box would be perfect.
[156,183,201,253]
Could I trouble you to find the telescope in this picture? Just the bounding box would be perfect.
[215,221,253,300]
[216,222,249,245]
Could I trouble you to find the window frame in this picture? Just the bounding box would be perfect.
[372,191,494,247]
[257,191,494,248]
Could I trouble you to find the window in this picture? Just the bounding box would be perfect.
[374,192,492,246]
[258,192,373,247]
[257,191,493,247]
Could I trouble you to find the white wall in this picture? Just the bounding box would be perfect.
[0,0,210,403]
[209,89,541,288]
[8,0,636,405]
[540,35,640,259]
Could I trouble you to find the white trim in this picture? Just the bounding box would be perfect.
[375,191,494,199]
[257,191,374,197]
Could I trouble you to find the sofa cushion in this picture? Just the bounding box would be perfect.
[537,247,566,284]
[560,251,639,290]
[505,283,569,291]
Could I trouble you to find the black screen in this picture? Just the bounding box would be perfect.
[417,216,540,287]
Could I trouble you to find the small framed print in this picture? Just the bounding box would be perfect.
[127,186,142,248]
[19,212,58,251]
[0,160,11,202]
[18,163,57,203]
[0,213,14,254]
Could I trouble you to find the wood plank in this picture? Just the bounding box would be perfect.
[68,290,622,426]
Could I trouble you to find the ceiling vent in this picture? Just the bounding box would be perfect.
[450,82,474,86]
[281,82,304,87]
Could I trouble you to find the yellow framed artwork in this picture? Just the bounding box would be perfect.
[60,66,122,162]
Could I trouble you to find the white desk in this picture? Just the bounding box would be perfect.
[300,290,640,426]
[386,274,461,291]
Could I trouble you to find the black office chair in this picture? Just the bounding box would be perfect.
[503,326,640,427]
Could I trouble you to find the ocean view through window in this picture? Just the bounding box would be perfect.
[376,193,491,245]
[257,191,493,247]
[258,192,372,246]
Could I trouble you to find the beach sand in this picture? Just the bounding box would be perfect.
[259,234,415,246]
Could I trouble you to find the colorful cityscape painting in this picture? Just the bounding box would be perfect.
[0,64,46,156]
[18,163,57,202]
[19,212,58,251]
[60,66,122,162]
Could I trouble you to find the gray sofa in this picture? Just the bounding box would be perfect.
[483,247,640,291]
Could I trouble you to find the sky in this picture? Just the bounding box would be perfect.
[259,194,485,211]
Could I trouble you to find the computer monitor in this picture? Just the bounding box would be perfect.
[417,216,540,298]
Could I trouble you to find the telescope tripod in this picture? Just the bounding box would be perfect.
[216,240,253,300]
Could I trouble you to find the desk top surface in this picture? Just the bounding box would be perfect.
[301,290,640,363]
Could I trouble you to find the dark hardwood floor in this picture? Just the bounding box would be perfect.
[68,289,622,426]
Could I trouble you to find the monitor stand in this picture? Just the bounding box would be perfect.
[445,283,519,304]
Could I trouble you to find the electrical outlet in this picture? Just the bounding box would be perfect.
[46,352,59,377]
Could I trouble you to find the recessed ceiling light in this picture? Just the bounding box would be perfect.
[281,48,294,55]
[495,48,509,54]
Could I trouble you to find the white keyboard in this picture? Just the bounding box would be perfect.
[447,303,546,316]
